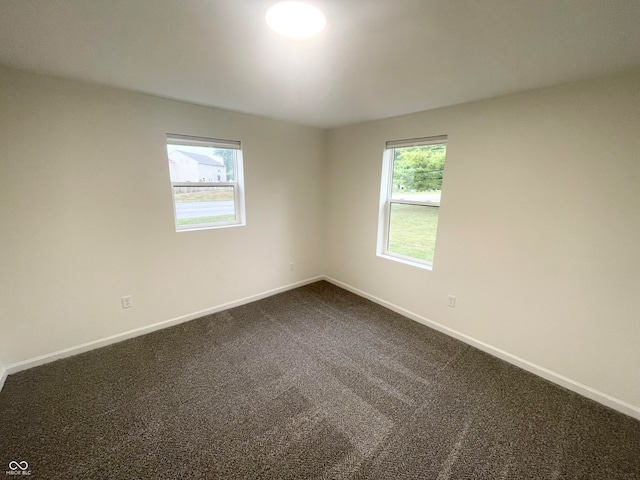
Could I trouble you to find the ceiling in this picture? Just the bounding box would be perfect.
[1,0,639,128]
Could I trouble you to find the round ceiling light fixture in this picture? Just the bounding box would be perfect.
[266,2,326,38]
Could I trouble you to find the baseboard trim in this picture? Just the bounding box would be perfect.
[4,276,324,379]
[0,365,7,393]
[3,274,639,420]
[322,275,640,421]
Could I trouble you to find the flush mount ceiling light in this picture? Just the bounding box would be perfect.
[266,2,326,38]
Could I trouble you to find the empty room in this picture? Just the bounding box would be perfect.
[1,1,639,478]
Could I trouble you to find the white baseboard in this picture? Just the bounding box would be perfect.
[3,274,639,421]
[3,276,324,379]
[0,365,7,393]
[322,275,640,421]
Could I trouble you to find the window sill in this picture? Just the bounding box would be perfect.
[377,252,433,271]
[177,222,245,233]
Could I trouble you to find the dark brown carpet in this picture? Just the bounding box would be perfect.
[1,281,639,479]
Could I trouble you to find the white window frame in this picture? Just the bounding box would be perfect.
[166,133,246,232]
[377,135,447,270]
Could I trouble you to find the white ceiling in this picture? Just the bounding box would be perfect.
[1,0,639,128]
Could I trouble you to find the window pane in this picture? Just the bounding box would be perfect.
[173,186,236,226]
[388,203,439,262]
[391,143,446,203]
[167,144,234,182]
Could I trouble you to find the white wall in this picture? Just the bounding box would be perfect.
[0,66,325,366]
[325,69,640,411]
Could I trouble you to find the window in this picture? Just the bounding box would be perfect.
[377,135,447,269]
[166,134,245,231]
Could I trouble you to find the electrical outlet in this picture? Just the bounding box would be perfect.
[447,295,456,308]
[289,262,294,271]
[121,296,133,309]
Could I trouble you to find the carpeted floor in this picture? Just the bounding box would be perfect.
[1,281,639,479]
